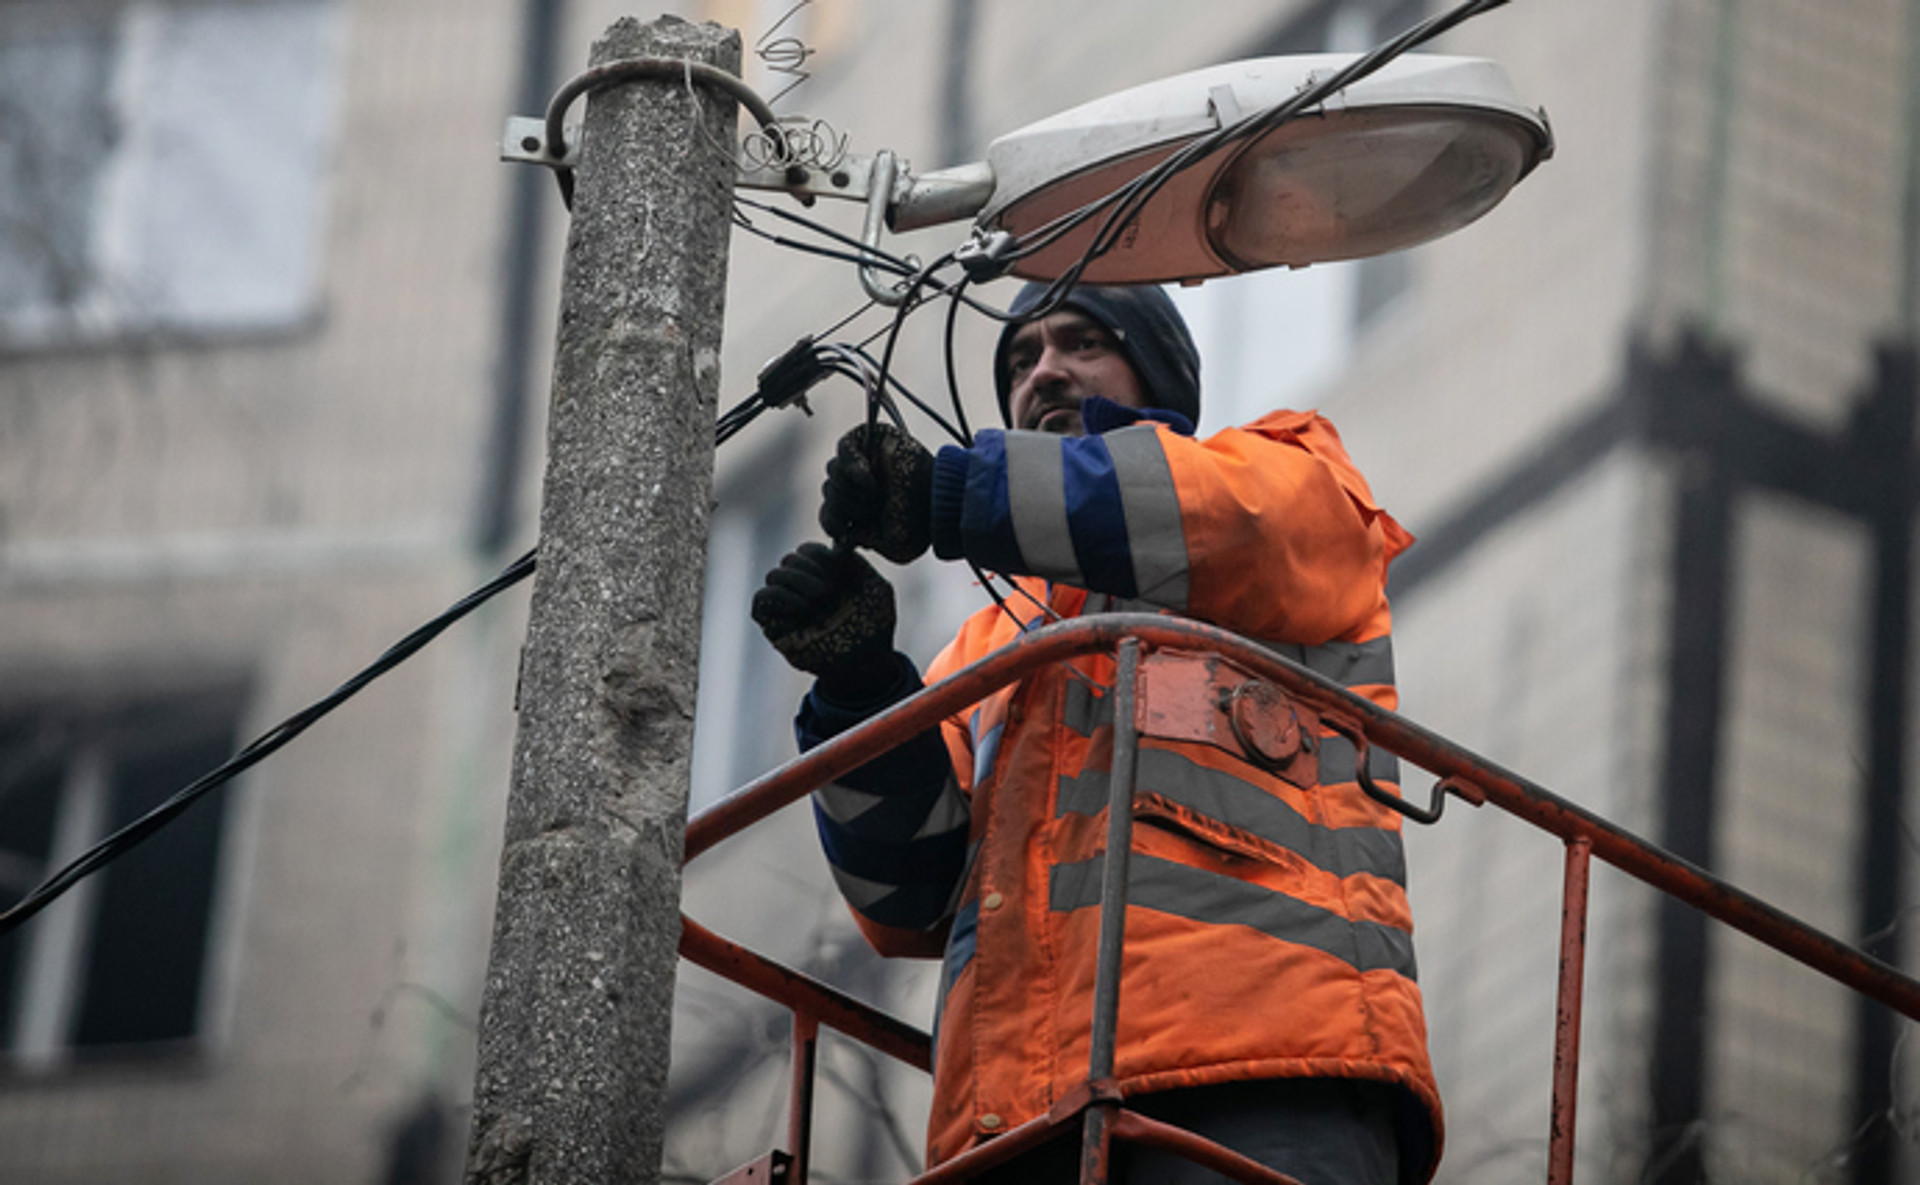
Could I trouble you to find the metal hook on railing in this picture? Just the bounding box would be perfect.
[1323,714,1483,825]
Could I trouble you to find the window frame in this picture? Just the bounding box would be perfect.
[0,0,345,352]
[0,681,250,1073]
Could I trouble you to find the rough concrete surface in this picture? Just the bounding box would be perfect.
[466,16,741,1185]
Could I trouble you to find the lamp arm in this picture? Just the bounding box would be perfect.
[888,162,997,232]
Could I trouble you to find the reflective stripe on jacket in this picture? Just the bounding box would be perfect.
[807,409,1440,1180]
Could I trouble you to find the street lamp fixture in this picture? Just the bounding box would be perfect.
[506,51,1551,291]
[889,53,1552,285]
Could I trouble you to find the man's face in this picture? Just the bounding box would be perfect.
[1004,310,1148,435]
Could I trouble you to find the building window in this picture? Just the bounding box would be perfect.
[0,688,244,1069]
[0,0,344,349]
[1171,0,1427,429]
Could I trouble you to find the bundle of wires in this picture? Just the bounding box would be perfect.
[717,330,968,450]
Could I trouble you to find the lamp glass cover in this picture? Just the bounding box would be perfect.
[1203,106,1536,270]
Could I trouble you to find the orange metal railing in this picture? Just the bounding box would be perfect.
[678,613,1920,1185]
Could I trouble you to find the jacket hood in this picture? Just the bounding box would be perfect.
[992,281,1201,427]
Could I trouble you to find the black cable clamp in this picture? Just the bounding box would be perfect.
[754,336,829,413]
[954,230,1015,283]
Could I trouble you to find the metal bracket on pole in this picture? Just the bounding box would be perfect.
[737,147,884,204]
[502,114,582,169]
[502,114,906,299]
[501,113,887,207]
[503,112,997,304]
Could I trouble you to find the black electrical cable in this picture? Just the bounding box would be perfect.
[967,558,1023,627]
[732,221,921,279]
[962,562,1105,696]
[0,549,539,938]
[840,345,966,445]
[814,298,880,345]
[733,193,922,278]
[941,275,975,446]
[732,193,1006,326]
[863,255,949,445]
[719,332,971,469]
[760,0,1523,650]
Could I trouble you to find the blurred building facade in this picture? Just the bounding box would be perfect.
[0,0,539,1181]
[0,2,1916,1184]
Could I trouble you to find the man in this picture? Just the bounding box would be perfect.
[752,282,1440,1184]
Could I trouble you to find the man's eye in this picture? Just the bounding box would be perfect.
[1070,333,1112,354]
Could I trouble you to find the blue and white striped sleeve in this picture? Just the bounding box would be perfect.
[796,660,970,934]
[929,425,1191,608]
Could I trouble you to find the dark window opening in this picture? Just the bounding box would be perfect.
[0,688,245,1068]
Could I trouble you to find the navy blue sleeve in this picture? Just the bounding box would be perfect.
[797,652,971,933]
[928,422,1192,609]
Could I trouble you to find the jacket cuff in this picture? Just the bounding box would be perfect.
[799,650,923,747]
[930,445,971,561]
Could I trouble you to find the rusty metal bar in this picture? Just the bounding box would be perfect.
[1087,639,1143,1079]
[678,916,931,1071]
[683,622,1128,862]
[1106,1110,1306,1185]
[910,1108,1077,1184]
[904,1096,1312,1185]
[686,613,1920,1021]
[678,612,1920,1183]
[1550,837,1593,1185]
[1080,1096,1118,1185]
[708,1150,793,1184]
[1081,640,1142,1185]
[789,1009,818,1185]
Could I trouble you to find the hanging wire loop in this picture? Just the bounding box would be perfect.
[542,57,783,163]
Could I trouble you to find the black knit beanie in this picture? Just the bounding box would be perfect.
[992,281,1202,427]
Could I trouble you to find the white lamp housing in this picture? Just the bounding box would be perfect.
[956,53,1552,284]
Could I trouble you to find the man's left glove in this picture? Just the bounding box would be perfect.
[751,542,899,701]
[819,423,933,563]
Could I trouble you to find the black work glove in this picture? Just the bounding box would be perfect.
[819,423,934,564]
[751,542,899,701]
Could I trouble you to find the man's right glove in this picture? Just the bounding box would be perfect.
[819,423,934,563]
[751,542,899,701]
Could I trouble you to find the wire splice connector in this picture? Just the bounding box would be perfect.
[756,335,829,412]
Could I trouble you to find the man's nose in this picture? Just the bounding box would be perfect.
[1028,344,1073,387]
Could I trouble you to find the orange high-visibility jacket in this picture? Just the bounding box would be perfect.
[805,409,1441,1177]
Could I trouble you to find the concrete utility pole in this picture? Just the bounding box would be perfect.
[466,16,739,1185]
